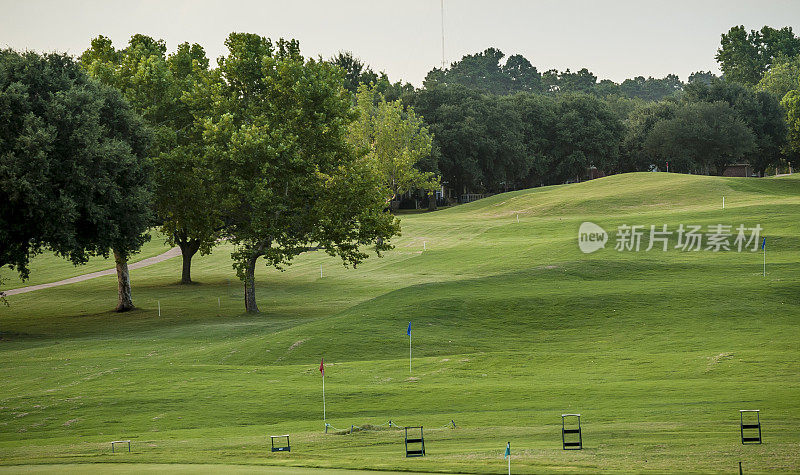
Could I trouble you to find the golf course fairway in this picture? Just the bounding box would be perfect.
[1,172,798,473]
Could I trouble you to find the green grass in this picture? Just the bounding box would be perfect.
[0,464,439,474]
[1,172,799,473]
[0,231,173,289]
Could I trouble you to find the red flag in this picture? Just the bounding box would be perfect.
[319,358,324,376]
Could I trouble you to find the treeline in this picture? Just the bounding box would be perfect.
[406,76,787,193]
[411,86,624,191]
[421,47,689,101]
[337,25,800,196]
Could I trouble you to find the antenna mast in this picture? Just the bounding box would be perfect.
[441,0,445,69]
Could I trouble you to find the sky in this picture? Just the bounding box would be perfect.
[2,0,799,86]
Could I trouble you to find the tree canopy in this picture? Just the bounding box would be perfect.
[201,33,400,313]
[756,55,800,99]
[617,75,682,101]
[783,88,800,157]
[0,49,152,308]
[684,79,787,175]
[644,101,755,175]
[549,94,625,181]
[716,25,800,86]
[328,51,414,102]
[81,34,222,284]
[424,47,685,102]
[349,85,438,205]
[425,48,543,95]
[412,84,624,193]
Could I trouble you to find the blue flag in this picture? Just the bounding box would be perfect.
[407,322,411,336]
[504,442,510,459]
[762,237,766,250]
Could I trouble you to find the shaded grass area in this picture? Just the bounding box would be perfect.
[0,231,173,289]
[1,172,799,473]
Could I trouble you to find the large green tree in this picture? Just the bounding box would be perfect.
[425,48,542,95]
[783,88,800,157]
[81,35,222,284]
[349,85,438,206]
[412,84,532,195]
[0,50,152,310]
[201,33,399,313]
[644,101,755,175]
[621,101,680,172]
[548,94,624,182]
[716,25,800,86]
[756,55,800,99]
[684,79,788,175]
[757,56,800,160]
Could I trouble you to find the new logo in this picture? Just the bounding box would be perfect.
[578,222,608,254]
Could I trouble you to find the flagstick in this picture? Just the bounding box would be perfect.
[507,441,511,475]
[322,369,326,424]
[763,243,766,277]
[409,332,412,373]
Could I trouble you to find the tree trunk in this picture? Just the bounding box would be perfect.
[113,249,134,312]
[243,254,259,313]
[428,193,437,211]
[177,239,201,284]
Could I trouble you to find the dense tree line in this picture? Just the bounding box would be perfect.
[402,26,797,195]
[421,47,695,101]
[334,41,791,197]
[411,85,625,192]
[407,74,787,195]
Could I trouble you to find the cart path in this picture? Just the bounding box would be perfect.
[3,247,181,296]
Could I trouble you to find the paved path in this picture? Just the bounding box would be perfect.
[3,247,182,296]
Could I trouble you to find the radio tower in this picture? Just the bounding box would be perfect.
[441,0,445,69]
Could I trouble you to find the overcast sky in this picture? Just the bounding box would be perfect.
[2,0,799,86]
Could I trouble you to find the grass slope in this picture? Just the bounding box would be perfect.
[1,173,798,473]
[0,231,173,289]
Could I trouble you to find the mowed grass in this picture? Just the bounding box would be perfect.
[0,172,798,473]
[0,231,173,289]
